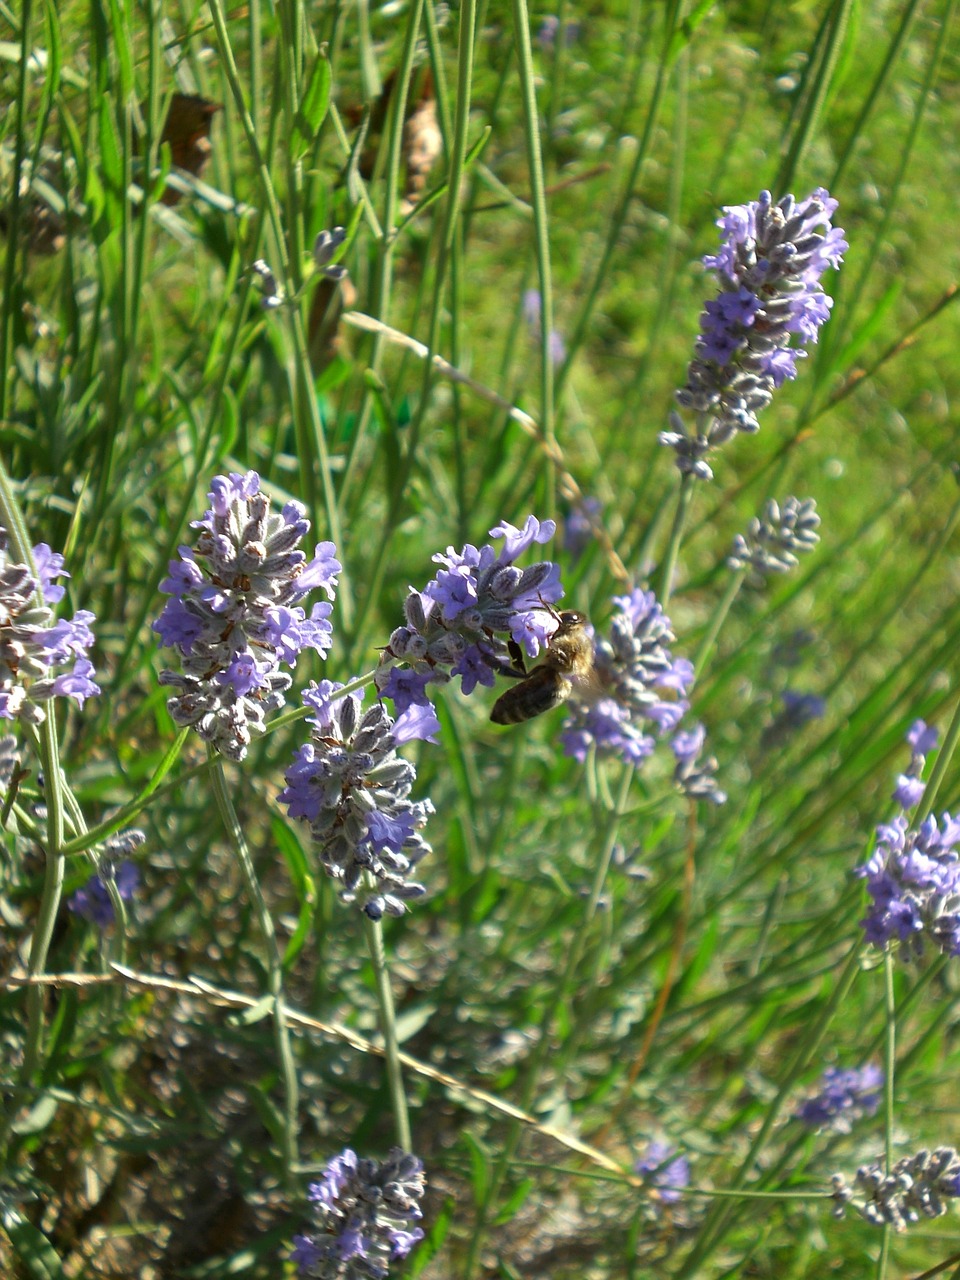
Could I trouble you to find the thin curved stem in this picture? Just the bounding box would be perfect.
[363,913,412,1150]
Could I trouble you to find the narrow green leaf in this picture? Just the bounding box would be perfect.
[2,1212,67,1280]
[292,53,332,158]
[98,97,123,195]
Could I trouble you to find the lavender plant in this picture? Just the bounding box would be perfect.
[728,497,820,585]
[291,1147,426,1278]
[795,1065,883,1133]
[376,515,564,705]
[636,1141,691,1204]
[154,471,341,760]
[10,2,955,1269]
[660,190,846,480]
[279,681,435,919]
[0,529,99,723]
[854,722,960,959]
[831,1148,960,1231]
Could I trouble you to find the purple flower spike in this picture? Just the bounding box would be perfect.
[154,471,341,761]
[0,528,100,724]
[855,810,960,960]
[636,1141,690,1205]
[796,1064,883,1132]
[280,682,433,919]
[293,1147,426,1278]
[375,516,565,716]
[661,189,846,480]
[559,588,713,789]
[69,831,145,927]
[831,1147,960,1231]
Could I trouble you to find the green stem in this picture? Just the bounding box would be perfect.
[875,952,897,1280]
[693,568,745,678]
[0,0,33,424]
[658,473,693,608]
[363,913,412,1150]
[511,0,555,516]
[209,753,299,1185]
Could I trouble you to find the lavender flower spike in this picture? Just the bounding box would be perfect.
[291,1147,426,1279]
[728,497,820,585]
[561,588,694,769]
[0,527,100,723]
[855,810,960,959]
[661,189,846,479]
[376,515,563,711]
[154,471,341,761]
[796,1064,883,1133]
[831,1147,960,1230]
[672,722,727,806]
[69,830,144,927]
[280,681,434,919]
[636,1141,690,1204]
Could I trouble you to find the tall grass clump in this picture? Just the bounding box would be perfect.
[1,0,960,1276]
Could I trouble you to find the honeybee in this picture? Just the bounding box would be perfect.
[490,610,596,725]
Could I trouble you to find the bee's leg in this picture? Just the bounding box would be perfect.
[487,658,528,681]
[506,639,527,676]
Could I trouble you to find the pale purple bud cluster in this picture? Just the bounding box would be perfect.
[377,516,564,707]
[314,226,349,282]
[69,830,144,927]
[728,497,820,584]
[635,1141,690,1204]
[855,809,960,960]
[893,718,938,809]
[251,259,284,310]
[279,681,435,920]
[796,1064,883,1133]
[0,528,99,723]
[672,722,727,806]
[661,189,846,480]
[291,1147,426,1278]
[561,588,694,768]
[854,721,956,958]
[761,689,826,748]
[831,1148,960,1230]
[154,472,340,762]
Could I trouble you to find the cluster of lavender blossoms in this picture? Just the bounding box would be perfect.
[291,1147,426,1279]
[376,516,564,708]
[560,590,725,804]
[661,189,846,480]
[831,1147,960,1231]
[728,497,820,586]
[253,226,348,310]
[796,1064,883,1133]
[280,681,436,920]
[69,830,143,926]
[154,472,340,761]
[0,528,99,723]
[854,721,960,959]
[635,1141,691,1204]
